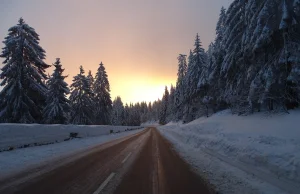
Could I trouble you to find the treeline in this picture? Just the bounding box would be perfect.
[0,18,141,125]
[145,0,300,124]
[1,0,300,126]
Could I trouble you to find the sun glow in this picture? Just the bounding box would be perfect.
[111,76,175,104]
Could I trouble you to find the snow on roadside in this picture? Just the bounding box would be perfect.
[0,128,144,178]
[158,109,300,194]
[0,124,141,150]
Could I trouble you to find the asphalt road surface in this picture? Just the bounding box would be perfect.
[0,127,214,194]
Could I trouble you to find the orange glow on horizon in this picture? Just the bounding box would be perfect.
[110,75,175,104]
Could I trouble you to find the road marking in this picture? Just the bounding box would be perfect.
[92,172,115,194]
[122,152,132,164]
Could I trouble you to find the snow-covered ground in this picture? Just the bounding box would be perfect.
[0,124,141,150]
[158,109,300,194]
[0,127,145,179]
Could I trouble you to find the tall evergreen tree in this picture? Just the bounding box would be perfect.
[69,66,93,124]
[185,34,207,100]
[209,7,227,104]
[87,70,95,92]
[174,54,187,120]
[111,96,124,126]
[86,70,96,122]
[123,103,130,126]
[0,18,50,123]
[159,86,169,125]
[167,84,176,121]
[93,62,112,125]
[43,58,70,124]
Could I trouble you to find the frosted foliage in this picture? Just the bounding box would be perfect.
[185,34,207,99]
[93,62,112,125]
[69,66,93,125]
[175,54,187,109]
[43,58,70,124]
[111,96,124,126]
[0,18,50,123]
[166,0,300,120]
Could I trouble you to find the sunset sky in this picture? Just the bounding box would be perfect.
[0,0,231,104]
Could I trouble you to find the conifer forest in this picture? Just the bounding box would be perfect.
[0,0,300,125]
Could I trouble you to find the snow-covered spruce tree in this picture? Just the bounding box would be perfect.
[140,101,148,123]
[125,103,141,126]
[183,34,207,122]
[69,66,93,125]
[111,96,124,126]
[167,84,176,122]
[174,54,187,120]
[133,102,142,126]
[87,70,95,94]
[209,7,227,107]
[243,0,300,112]
[186,34,207,100]
[159,86,169,125]
[148,99,161,122]
[123,103,130,126]
[0,18,50,123]
[43,58,70,124]
[279,0,300,109]
[146,102,152,121]
[86,70,96,121]
[201,43,218,115]
[219,0,247,110]
[93,62,112,125]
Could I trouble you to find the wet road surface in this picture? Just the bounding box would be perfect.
[0,128,214,194]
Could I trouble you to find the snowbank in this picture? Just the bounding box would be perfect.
[0,124,142,150]
[158,109,300,194]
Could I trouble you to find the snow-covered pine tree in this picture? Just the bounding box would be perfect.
[126,103,141,126]
[159,86,169,125]
[183,34,207,122]
[133,102,141,125]
[86,70,96,121]
[279,0,300,109]
[220,0,247,107]
[186,34,207,100]
[123,103,130,126]
[140,101,148,123]
[167,84,176,122]
[209,7,227,105]
[174,54,187,120]
[69,66,93,125]
[215,7,226,51]
[183,50,193,103]
[146,101,152,121]
[0,18,50,123]
[246,0,300,111]
[111,96,124,126]
[128,103,135,125]
[87,70,95,92]
[150,99,161,122]
[93,62,112,125]
[43,58,70,124]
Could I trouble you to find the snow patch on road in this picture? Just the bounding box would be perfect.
[158,109,300,194]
